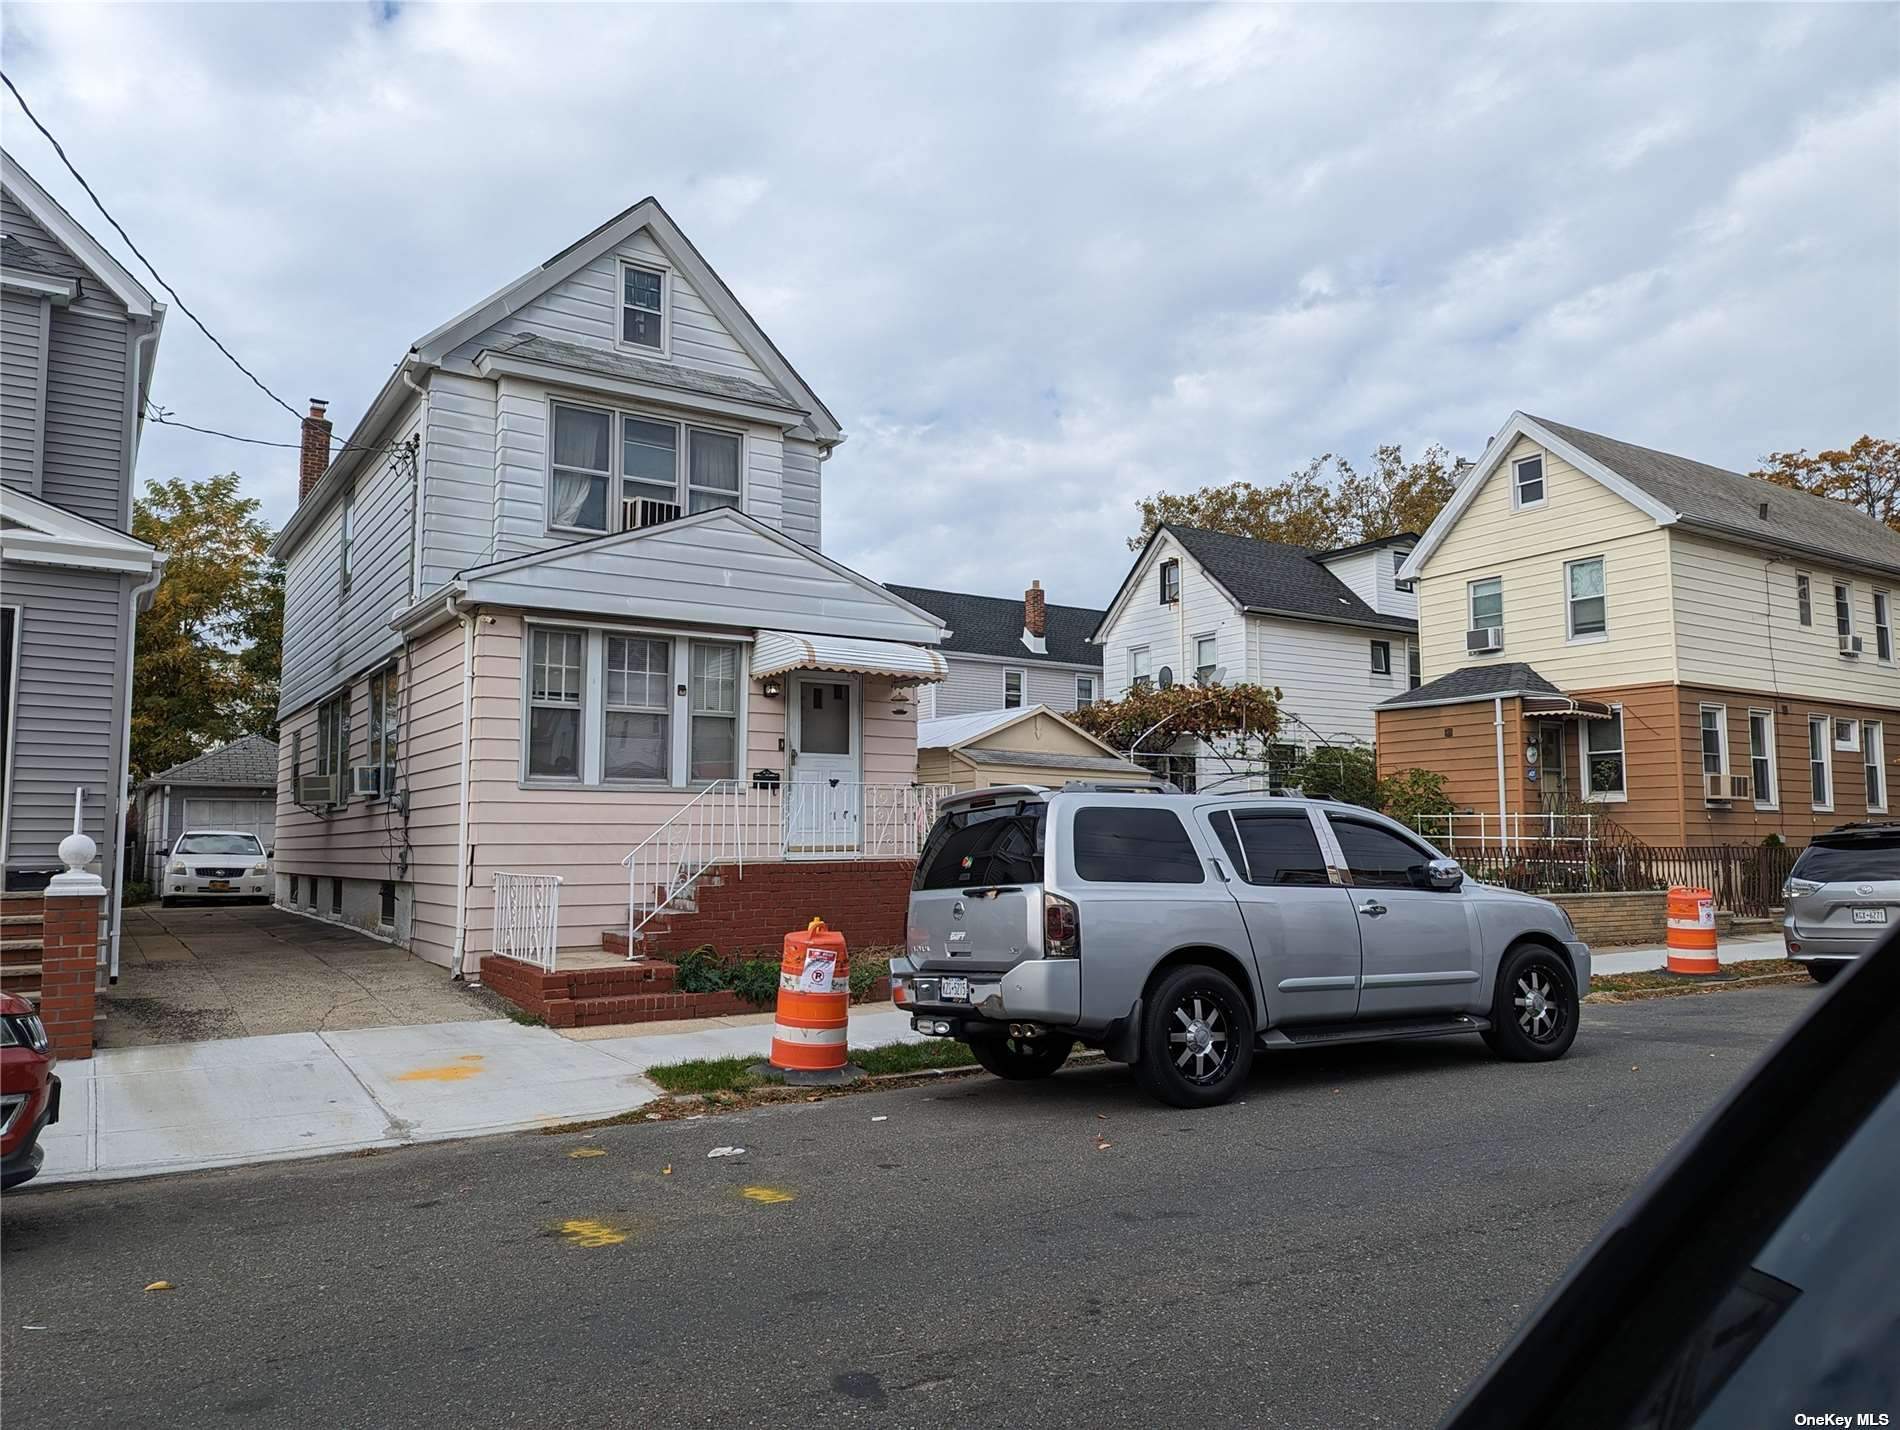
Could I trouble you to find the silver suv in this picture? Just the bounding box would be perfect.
[1783,824,1900,982]
[892,786,1591,1108]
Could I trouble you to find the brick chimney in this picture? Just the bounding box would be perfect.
[299,399,332,502]
[1024,580,1047,638]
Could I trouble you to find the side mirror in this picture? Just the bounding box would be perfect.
[1425,858,1464,892]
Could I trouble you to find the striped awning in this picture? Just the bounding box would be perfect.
[1523,695,1616,720]
[751,631,949,684]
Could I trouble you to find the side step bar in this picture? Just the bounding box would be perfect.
[1260,1013,1489,1050]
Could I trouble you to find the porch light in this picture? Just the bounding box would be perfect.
[761,676,784,699]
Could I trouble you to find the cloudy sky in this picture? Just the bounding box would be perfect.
[4,3,1895,607]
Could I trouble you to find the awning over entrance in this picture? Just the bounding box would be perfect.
[752,630,949,684]
[1522,695,1615,720]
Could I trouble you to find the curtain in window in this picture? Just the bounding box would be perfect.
[687,430,742,512]
[1569,561,1606,634]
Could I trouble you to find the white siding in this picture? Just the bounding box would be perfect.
[1097,531,1244,696]
[782,435,822,549]
[1,292,46,495]
[278,394,423,717]
[1319,546,1417,620]
[420,371,495,585]
[1248,615,1411,746]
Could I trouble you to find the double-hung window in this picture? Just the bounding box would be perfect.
[1075,675,1094,708]
[1566,557,1607,640]
[1866,721,1887,813]
[1699,705,1729,779]
[603,636,670,782]
[1512,455,1545,508]
[1748,710,1776,809]
[550,404,614,532]
[1129,647,1151,692]
[1194,635,1218,684]
[1834,582,1855,643]
[1874,591,1892,662]
[689,643,740,781]
[686,429,742,513]
[339,488,355,591]
[367,665,399,798]
[1158,559,1180,604]
[317,693,349,798]
[1003,669,1025,708]
[1581,707,1626,800]
[528,629,585,779]
[621,263,664,351]
[1407,644,1421,690]
[1808,715,1833,810]
[1795,574,1812,626]
[1469,576,1504,635]
[621,417,679,523]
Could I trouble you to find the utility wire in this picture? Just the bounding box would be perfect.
[144,403,408,460]
[2,69,303,423]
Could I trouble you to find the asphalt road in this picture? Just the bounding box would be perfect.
[3,986,1814,1430]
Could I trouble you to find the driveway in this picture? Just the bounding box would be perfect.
[102,903,498,1047]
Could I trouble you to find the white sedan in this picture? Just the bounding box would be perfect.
[162,830,271,906]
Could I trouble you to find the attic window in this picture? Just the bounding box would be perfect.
[1159,559,1180,605]
[1512,455,1546,509]
[621,263,665,351]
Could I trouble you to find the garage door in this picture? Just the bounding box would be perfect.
[180,797,275,846]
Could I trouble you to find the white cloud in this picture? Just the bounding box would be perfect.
[2,1,1893,612]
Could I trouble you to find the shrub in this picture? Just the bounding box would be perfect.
[1291,746,1379,808]
[674,943,728,994]
[1377,767,1455,827]
[729,957,781,1008]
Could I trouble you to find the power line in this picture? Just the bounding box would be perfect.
[2,69,303,423]
[144,403,407,460]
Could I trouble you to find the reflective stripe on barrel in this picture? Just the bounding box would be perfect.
[1665,885,1719,973]
[770,919,850,1072]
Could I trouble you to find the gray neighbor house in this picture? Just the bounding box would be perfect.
[0,149,167,976]
[886,581,1105,719]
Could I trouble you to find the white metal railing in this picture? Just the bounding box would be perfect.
[1408,812,1598,852]
[620,781,952,955]
[493,872,562,970]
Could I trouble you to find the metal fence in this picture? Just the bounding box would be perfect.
[1453,843,1802,920]
[492,871,562,970]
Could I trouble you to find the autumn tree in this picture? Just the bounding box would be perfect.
[1131,443,1469,550]
[1752,436,1899,533]
[131,473,282,780]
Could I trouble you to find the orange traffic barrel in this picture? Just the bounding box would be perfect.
[769,917,851,1074]
[1666,886,1719,974]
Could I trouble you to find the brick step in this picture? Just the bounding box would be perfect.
[1,962,43,984]
[563,988,755,1029]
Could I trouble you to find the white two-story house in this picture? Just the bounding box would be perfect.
[269,198,948,997]
[1092,524,1419,787]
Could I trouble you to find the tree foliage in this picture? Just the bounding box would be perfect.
[1131,444,1470,551]
[1752,436,1899,533]
[1068,682,1283,757]
[131,473,282,781]
[1290,745,1379,807]
[1375,767,1455,828]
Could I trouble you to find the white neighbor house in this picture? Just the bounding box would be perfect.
[1092,524,1420,787]
[268,197,950,976]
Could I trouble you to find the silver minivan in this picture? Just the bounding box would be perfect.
[1783,824,1900,982]
[892,786,1591,1108]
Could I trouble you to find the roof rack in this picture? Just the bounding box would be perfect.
[1059,779,1179,794]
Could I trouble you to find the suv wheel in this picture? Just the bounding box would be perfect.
[1483,943,1580,1062]
[1137,965,1255,1108]
[969,1032,1074,1080]
[1808,962,1844,985]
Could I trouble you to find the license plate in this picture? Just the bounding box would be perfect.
[208,880,233,892]
[939,976,970,1002]
[1851,908,1888,924]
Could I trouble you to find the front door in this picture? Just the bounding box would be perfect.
[787,675,860,854]
[1535,721,1567,811]
[1321,812,1481,1018]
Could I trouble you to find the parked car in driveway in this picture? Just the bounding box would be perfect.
[162,829,272,907]
[1,991,58,1190]
[1782,823,1900,982]
[892,785,1590,1107]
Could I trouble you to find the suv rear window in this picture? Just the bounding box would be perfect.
[1072,807,1204,884]
[914,801,1046,890]
[1791,836,1900,884]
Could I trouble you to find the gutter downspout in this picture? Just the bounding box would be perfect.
[110,559,166,982]
[1494,696,1508,854]
[448,594,478,982]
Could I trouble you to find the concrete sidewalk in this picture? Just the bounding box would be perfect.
[1588,931,1784,976]
[36,1005,924,1186]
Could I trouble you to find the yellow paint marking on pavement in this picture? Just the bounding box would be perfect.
[395,1056,486,1083]
[569,1147,607,1159]
[558,1219,628,1248]
[740,1186,796,1205]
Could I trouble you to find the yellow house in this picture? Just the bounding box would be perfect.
[1384,413,1899,847]
[917,706,1150,791]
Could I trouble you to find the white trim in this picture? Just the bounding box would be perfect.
[1697,702,1730,780]
[1467,575,1504,636]
[1747,708,1778,812]
[918,703,1126,759]
[1075,673,1095,707]
[0,605,17,865]
[1831,579,1856,641]
[2,153,157,317]
[1832,716,1861,753]
[1002,667,1027,709]
[1807,714,1834,812]
[1795,572,1813,627]
[1874,589,1894,664]
[1511,453,1548,511]
[941,650,1101,674]
[1564,555,1608,643]
[1368,639,1392,675]
[0,486,163,575]
[1400,413,1678,579]
[1578,703,1628,803]
[615,259,670,360]
[1866,719,1887,815]
[0,270,77,303]
[788,669,862,791]
[1092,529,1245,641]
[474,350,806,427]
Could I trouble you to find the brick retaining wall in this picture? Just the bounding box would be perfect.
[1548,891,1737,947]
[621,858,916,960]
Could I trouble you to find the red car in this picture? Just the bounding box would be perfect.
[1,991,58,1190]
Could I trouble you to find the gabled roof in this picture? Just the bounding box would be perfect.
[1314,531,1420,562]
[1,150,157,318]
[0,486,162,575]
[918,704,1133,765]
[1097,525,1417,640]
[884,585,1104,666]
[142,734,279,790]
[1379,662,1563,709]
[1403,413,1900,581]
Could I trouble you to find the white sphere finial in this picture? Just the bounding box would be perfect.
[60,831,98,872]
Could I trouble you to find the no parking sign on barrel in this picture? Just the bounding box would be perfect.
[762,918,863,1084]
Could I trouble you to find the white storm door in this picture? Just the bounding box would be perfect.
[787,675,861,854]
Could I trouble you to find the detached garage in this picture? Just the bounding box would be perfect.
[135,735,278,886]
[918,706,1151,792]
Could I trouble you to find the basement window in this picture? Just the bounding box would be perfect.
[379,882,396,927]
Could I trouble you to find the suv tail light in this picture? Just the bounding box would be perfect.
[1043,892,1080,958]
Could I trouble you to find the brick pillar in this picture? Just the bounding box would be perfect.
[40,891,101,1060]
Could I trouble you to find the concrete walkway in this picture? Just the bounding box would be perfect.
[1588,931,1784,976]
[35,1005,923,1185]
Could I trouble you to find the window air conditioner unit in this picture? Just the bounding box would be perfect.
[1466,626,1503,654]
[350,767,383,799]
[1728,773,1752,801]
[1839,633,1864,656]
[1704,773,1750,802]
[296,773,339,807]
[623,497,683,531]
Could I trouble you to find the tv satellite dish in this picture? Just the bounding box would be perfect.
[1158,666,1175,691]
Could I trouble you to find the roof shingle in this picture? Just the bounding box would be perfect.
[143,734,279,788]
[1379,662,1563,708]
[1164,526,1418,633]
[884,585,1103,666]
[487,333,799,413]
